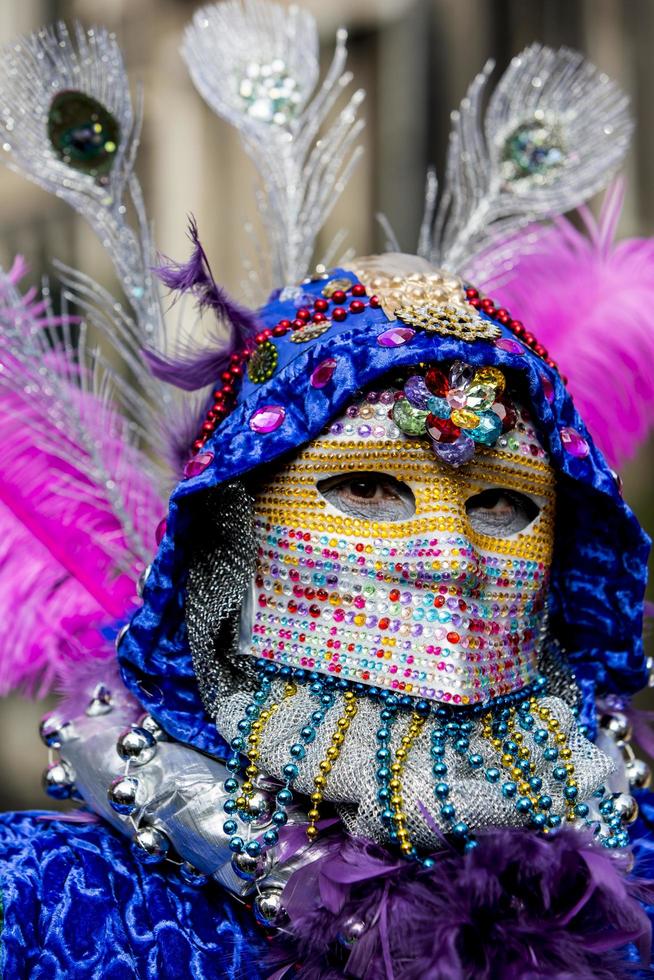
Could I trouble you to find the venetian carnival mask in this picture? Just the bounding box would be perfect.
[241,368,556,707]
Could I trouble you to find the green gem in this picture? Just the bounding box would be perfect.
[48,91,120,177]
[247,340,278,383]
[392,397,428,436]
[503,120,565,181]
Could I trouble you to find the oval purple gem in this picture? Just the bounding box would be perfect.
[249,404,286,434]
[183,451,214,479]
[310,358,337,389]
[431,432,475,468]
[377,326,415,348]
[560,426,589,459]
[404,375,431,409]
[494,337,525,355]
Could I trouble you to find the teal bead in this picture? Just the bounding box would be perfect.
[574,802,589,818]
[552,765,567,781]
[537,794,552,810]
[564,784,578,801]
[502,781,517,799]
[434,782,449,799]
[533,729,549,744]
[485,768,500,783]
[468,754,483,769]
[441,803,456,820]
[516,796,533,814]
[543,747,558,761]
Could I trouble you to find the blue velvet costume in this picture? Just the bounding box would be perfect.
[1,268,652,978]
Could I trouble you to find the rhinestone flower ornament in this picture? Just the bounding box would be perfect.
[392,361,514,466]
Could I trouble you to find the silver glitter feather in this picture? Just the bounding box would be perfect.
[0,22,164,346]
[420,44,633,280]
[183,0,365,287]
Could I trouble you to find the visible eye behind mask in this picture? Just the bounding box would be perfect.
[465,487,541,537]
[317,471,416,521]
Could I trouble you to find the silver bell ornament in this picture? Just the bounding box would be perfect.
[626,757,651,790]
[245,790,273,824]
[116,726,157,765]
[138,713,168,742]
[337,916,367,948]
[231,848,273,881]
[38,712,70,749]
[108,775,140,815]
[253,886,286,927]
[42,760,76,799]
[86,683,113,717]
[599,710,632,743]
[132,826,171,864]
[179,862,210,888]
[612,792,639,824]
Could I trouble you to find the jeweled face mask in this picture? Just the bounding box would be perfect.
[240,362,556,707]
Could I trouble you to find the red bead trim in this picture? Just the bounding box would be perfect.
[464,286,565,380]
[190,281,370,452]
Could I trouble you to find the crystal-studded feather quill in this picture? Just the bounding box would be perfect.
[183,0,365,287]
[420,44,633,278]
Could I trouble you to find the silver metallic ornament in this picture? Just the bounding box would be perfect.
[115,623,129,650]
[612,792,639,824]
[231,849,273,881]
[38,712,70,749]
[626,758,651,790]
[337,916,367,948]
[132,826,171,864]
[42,759,76,799]
[86,683,113,717]
[178,862,210,888]
[245,789,273,824]
[116,726,157,765]
[137,564,152,598]
[138,713,168,742]
[253,886,286,927]
[108,774,140,815]
[599,710,632,743]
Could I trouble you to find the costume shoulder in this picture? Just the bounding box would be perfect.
[0,812,264,980]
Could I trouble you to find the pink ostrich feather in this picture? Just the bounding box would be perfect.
[0,259,165,697]
[481,180,654,469]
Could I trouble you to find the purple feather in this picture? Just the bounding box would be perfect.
[271,828,654,979]
[147,217,260,391]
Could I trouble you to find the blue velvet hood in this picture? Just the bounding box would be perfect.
[118,267,651,757]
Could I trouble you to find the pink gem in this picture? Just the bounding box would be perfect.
[540,373,555,403]
[560,426,590,458]
[249,405,286,433]
[494,337,525,355]
[155,518,167,545]
[310,358,337,388]
[377,326,415,347]
[183,451,214,478]
[446,389,468,410]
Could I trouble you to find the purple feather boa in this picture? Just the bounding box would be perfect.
[270,828,654,979]
[146,217,260,391]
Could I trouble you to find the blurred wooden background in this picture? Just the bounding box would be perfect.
[0,0,652,811]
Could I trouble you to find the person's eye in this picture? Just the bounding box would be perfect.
[317,472,416,521]
[465,487,541,537]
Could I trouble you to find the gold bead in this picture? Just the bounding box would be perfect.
[547,718,559,731]
[555,733,567,746]
[344,692,355,702]
[326,747,339,760]
[235,796,247,809]
[518,747,530,760]
[245,765,257,778]
[511,767,523,780]
[400,842,414,855]
[518,781,530,795]
[319,761,332,774]
[559,746,572,759]
[314,775,327,789]
[311,792,322,804]
[337,718,349,730]
[565,763,575,775]
[390,763,402,775]
[306,825,319,841]
[391,795,402,807]
[513,732,524,744]
[248,750,259,762]
[396,749,407,761]
[389,779,401,791]
[308,808,320,821]
[333,733,345,747]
